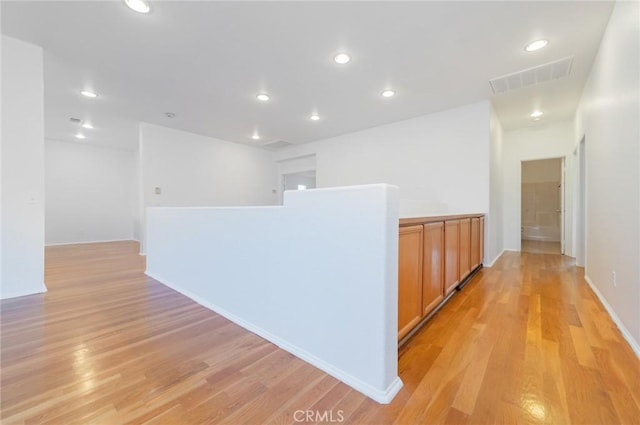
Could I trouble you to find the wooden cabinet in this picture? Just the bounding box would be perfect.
[470,217,481,269]
[459,218,471,281]
[422,222,444,316]
[398,214,484,342]
[444,220,460,296]
[398,225,423,340]
[479,216,485,265]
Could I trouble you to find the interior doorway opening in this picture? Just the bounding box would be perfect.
[521,158,564,255]
[283,171,316,192]
[276,154,317,204]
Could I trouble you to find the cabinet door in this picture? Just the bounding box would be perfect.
[479,216,485,265]
[422,222,444,316]
[470,217,481,270]
[444,220,460,295]
[398,225,423,340]
[459,218,472,280]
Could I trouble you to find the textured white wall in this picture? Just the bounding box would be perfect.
[1,36,46,299]
[574,0,639,354]
[45,140,136,245]
[139,123,278,253]
[488,104,505,266]
[145,185,402,403]
[275,102,490,213]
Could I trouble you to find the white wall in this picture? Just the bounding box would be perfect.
[502,121,575,253]
[574,0,639,354]
[488,104,504,266]
[132,147,141,241]
[1,26,3,287]
[139,123,278,253]
[44,139,137,245]
[275,101,494,260]
[145,185,402,403]
[1,36,46,299]
[275,102,490,212]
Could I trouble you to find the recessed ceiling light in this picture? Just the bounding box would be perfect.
[310,114,320,121]
[80,90,98,98]
[381,89,396,98]
[533,117,541,121]
[530,110,543,118]
[124,0,150,14]
[75,133,86,140]
[256,93,270,102]
[81,122,94,129]
[525,39,548,52]
[251,134,261,140]
[333,53,351,64]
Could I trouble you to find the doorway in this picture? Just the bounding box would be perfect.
[283,171,316,192]
[276,154,316,204]
[521,158,564,254]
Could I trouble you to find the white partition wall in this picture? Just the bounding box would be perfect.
[1,36,46,299]
[574,0,640,355]
[145,184,402,403]
[138,123,278,254]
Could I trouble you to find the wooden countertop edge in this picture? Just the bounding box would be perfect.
[399,213,485,226]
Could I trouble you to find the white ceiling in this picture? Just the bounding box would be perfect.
[1,1,614,151]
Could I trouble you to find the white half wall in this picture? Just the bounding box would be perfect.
[574,0,639,355]
[139,123,278,253]
[274,101,493,261]
[45,139,137,245]
[1,36,46,299]
[502,121,575,254]
[145,184,402,403]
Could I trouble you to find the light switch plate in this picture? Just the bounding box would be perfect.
[154,187,162,195]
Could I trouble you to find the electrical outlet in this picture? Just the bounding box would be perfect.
[612,271,617,287]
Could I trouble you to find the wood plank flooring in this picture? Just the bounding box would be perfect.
[1,241,638,424]
[521,241,562,255]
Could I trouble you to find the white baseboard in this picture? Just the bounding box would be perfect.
[484,249,505,268]
[584,275,640,360]
[145,270,403,404]
[46,239,135,247]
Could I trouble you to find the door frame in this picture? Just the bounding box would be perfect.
[573,137,586,266]
[520,156,566,254]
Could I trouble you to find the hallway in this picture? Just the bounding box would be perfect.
[521,240,562,255]
[1,243,638,424]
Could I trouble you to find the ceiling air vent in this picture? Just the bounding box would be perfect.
[261,140,293,149]
[69,117,82,123]
[489,56,573,94]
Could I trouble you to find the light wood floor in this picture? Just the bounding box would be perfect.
[1,242,638,424]
[521,240,562,255]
